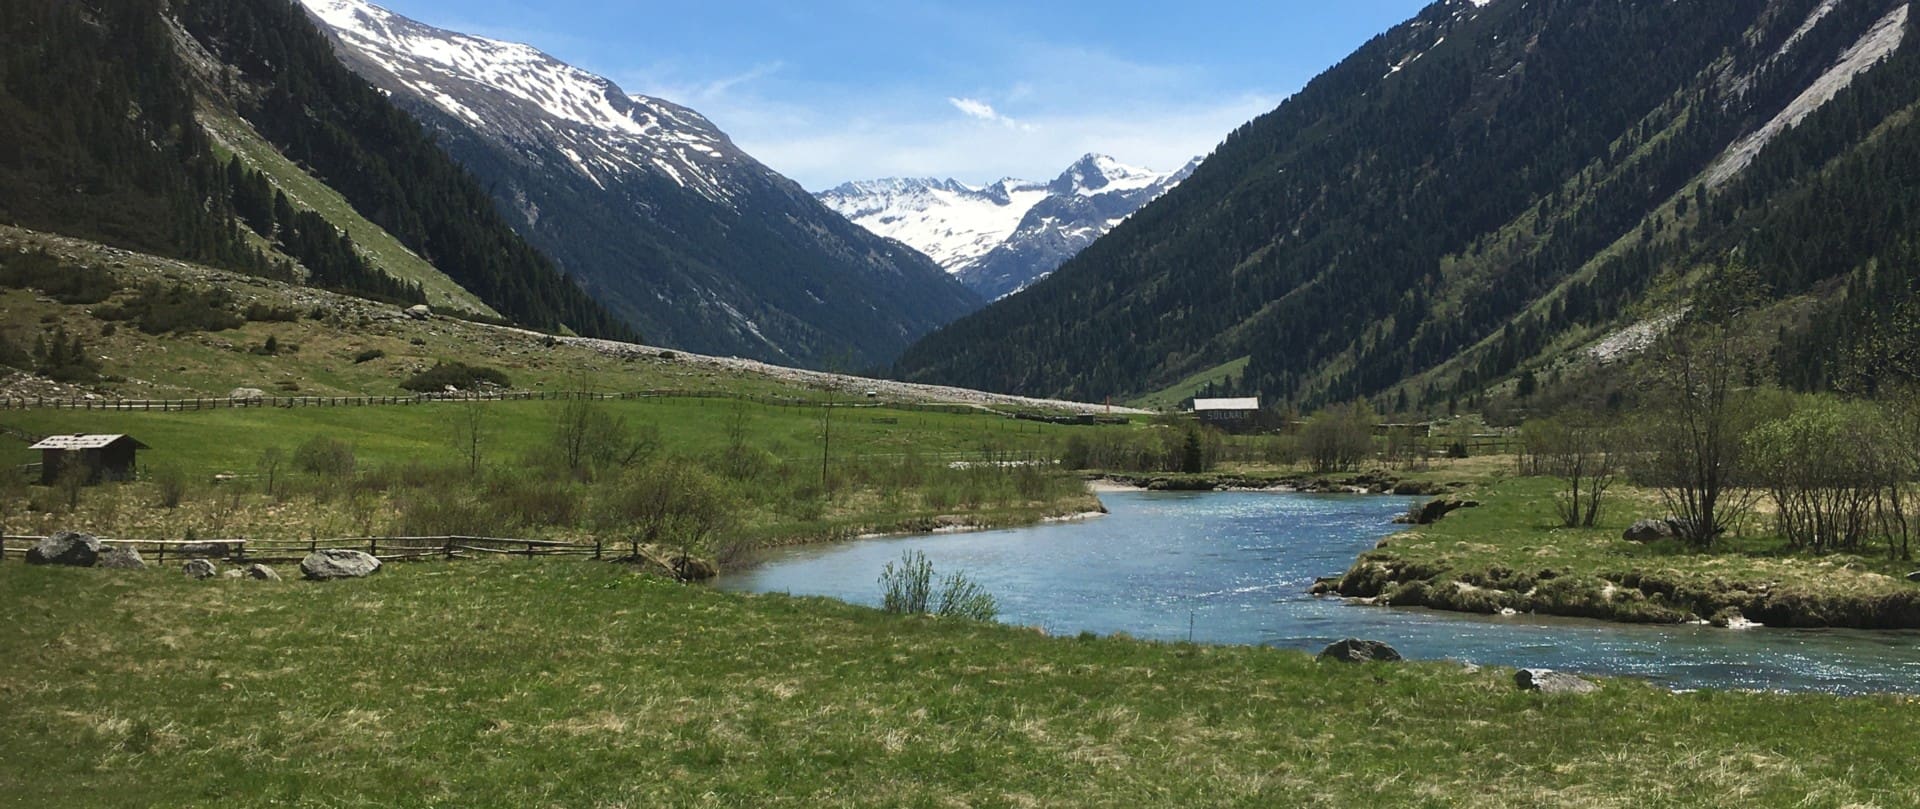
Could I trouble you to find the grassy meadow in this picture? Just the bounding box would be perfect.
[5,559,1920,808]
[1337,475,1920,628]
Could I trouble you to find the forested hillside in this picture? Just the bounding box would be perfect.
[0,0,631,340]
[895,0,1920,409]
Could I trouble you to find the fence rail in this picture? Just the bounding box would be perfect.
[0,533,604,566]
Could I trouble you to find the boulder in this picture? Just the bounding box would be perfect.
[1906,571,1920,583]
[222,569,245,579]
[25,531,102,567]
[182,559,218,580]
[227,387,266,401]
[1623,519,1676,543]
[1514,668,1598,694]
[175,542,233,559]
[403,304,432,320]
[1318,638,1403,664]
[244,564,282,582]
[672,554,718,582]
[300,549,381,580]
[96,546,147,570]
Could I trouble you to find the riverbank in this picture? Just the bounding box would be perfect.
[1326,476,1920,629]
[1090,469,1460,495]
[7,558,1920,807]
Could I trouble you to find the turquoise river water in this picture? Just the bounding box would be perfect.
[717,491,1920,694]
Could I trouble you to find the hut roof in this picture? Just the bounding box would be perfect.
[1192,398,1261,412]
[30,434,149,451]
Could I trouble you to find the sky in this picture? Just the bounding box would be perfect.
[368,0,1434,190]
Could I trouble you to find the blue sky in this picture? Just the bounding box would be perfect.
[370,0,1433,189]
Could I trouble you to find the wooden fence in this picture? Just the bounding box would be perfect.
[0,534,602,565]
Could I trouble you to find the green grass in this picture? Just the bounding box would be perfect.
[1338,475,1920,628]
[199,108,499,317]
[1126,355,1249,411]
[0,397,1114,472]
[3,560,1919,807]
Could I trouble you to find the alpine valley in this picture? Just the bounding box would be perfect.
[298,0,980,369]
[896,0,1920,410]
[818,155,1196,300]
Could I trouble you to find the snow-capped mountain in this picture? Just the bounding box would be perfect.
[819,154,1197,300]
[299,0,979,368]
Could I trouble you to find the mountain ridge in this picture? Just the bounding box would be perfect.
[818,154,1195,299]
[302,0,981,369]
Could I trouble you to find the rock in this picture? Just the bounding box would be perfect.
[1906,571,1920,583]
[96,546,146,570]
[300,549,381,580]
[1408,497,1479,525]
[1623,519,1676,543]
[25,531,102,567]
[245,564,282,581]
[227,387,266,401]
[182,559,218,580]
[222,569,245,579]
[1308,576,1340,596]
[1318,638,1403,664]
[404,304,432,320]
[1515,668,1598,694]
[175,542,233,558]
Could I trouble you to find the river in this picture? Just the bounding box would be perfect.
[717,491,1920,694]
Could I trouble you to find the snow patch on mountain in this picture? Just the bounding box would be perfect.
[301,0,741,203]
[819,154,1195,299]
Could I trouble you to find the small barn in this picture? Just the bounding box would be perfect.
[31,434,149,485]
[1192,397,1262,429]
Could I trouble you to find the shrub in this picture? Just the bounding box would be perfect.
[31,325,101,382]
[0,249,119,304]
[879,551,998,621]
[244,303,299,322]
[152,466,189,509]
[400,361,512,392]
[93,283,244,334]
[352,348,385,364]
[293,436,356,480]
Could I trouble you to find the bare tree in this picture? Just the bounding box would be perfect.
[1634,328,1766,548]
[549,395,659,479]
[1525,414,1620,528]
[448,399,490,476]
[598,458,734,580]
[257,446,285,500]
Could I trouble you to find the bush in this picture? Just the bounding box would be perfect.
[352,348,385,364]
[0,249,119,304]
[244,303,299,322]
[293,436,356,480]
[93,283,244,334]
[400,361,512,392]
[152,466,189,509]
[1301,401,1377,473]
[30,325,101,382]
[879,551,999,622]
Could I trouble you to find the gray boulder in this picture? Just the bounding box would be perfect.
[1623,519,1675,543]
[1318,638,1403,664]
[244,564,282,582]
[96,546,147,570]
[227,387,267,401]
[182,559,218,580]
[1906,571,1920,583]
[25,531,102,567]
[300,549,381,580]
[1515,668,1599,694]
[222,569,245,579]
[404,304,432,320]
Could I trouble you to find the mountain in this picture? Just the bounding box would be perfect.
[896,0,1920,408]
[299,0,980,369]
[0,0,635,338]
[819,155,1196,300]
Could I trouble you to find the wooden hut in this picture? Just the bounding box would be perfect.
[1192,397,1262,429]
[31,434,149,485]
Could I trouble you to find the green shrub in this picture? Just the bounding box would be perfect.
[293,436,356,480]
[352,348,385,364]
[244,303,299,322]
[93,283,243,334]
[879,551,998,622]
[0,249,119,304]
[400,361,512,392]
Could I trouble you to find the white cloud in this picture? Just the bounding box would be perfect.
[616,42,1282,189]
